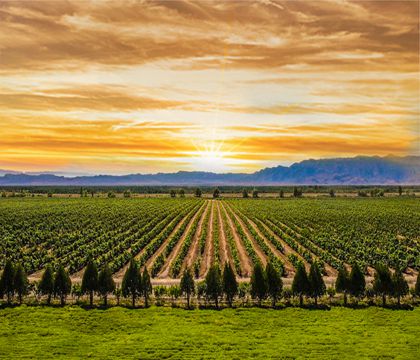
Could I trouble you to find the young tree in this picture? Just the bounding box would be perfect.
[242,189,249,198]
[0,259,15,304]
[54,265,72,306]
[205,264,222,308]
[179,189,185,198]
[308,262,326,305]
[194,188,202,198]
[39,265,54,305]
[252,189,259,198]
[329,189,335,197]
[292,262,309,306]
[373,265,393,307]
[398,185,403,196]
[123,189,131,198]
[170,189,176,198]
[98,264,115,306]
[335,266,350,305]
[122,259,141,308]
[392,269,408,306]
[13,264,28,305]
[222,262,238,307]
[279,190,284,198]
[265,261,282,307]
[81,258,98,307]
[213,188,220,198]
[250,262,267,306]
[349,263,365,302]
[141,267,152,307]
[180,268,195,309]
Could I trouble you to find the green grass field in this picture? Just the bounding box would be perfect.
[1,306,418,359]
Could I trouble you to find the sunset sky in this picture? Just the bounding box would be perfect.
[0,0,419,175]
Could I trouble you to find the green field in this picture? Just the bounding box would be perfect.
[1,306,418,359]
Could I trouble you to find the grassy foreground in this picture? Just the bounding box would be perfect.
[1,306,419,359]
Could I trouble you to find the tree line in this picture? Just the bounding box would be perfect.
[1,258,419,308]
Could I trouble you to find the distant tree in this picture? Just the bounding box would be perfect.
[415,272,420,297]
[122,259,141,308]
[107,191,116,198]
[252,189,259,198]
[90,190,95,198]
[373,265,393,306]
[349,263,365,301]
[292,262,309,306]
[242,189,249,198]
[293,187,302,198]
[81,258,98,307]
[13,264,28,304]
[392,269,408,306]
[141,267,152,307]
[170,189,176,198]
[250,262,267,306]
[123,189,131,198]
[222,262,238,307]
[358,190,368,197]
[213,188,220,198]
[205,264,222,308]
[54,265,72,306]
[47,192,53,198]
[39,265,54,305]
[80,187,83,197]
[98,264,115,306]
[1,191,6,198]
[265,261,282,307]
[180,268,195,309]
[329,189,335,197]
[179,189,185,198]
[279,190,284,198]
[194,188,202,198]
[308,262,326,305]
[335,266,350,305]
[398,186,403,196]
[114,286,122,306]
[0,260,15,304]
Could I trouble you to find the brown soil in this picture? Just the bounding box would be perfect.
[216,201,231,267]
[200,201,214,277]
[219,202,252,277]
[157,202,206,278]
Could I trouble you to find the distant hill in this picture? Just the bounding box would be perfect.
[0,156,418,186]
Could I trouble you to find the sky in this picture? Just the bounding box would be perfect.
[0,0,419,175]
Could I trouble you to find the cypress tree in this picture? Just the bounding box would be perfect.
[141,267,152,307]
[0,260,15,304]
[122,259,141,308]
[222,262,238,307]
[349,263,365,302]
[54,265,72,306]
[39,265,54,305]
[292,262,309,306]
[392,269,408,306]
[308,262,326,305]
[13,264,28,305]
[265,261,282,307]
[180,268,195,309]
[250,262,267,306]
[335,266,350,305]
[81,258,98,307]
[205,264,222,308]
[373,264,393,306]
[415,272,420,297]
[98,264,115,306]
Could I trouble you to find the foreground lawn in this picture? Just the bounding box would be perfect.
[0,306,419,359]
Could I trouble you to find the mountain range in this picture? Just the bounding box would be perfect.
[0,156,418,186]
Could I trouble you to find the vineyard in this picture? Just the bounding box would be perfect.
[0,197,419,282]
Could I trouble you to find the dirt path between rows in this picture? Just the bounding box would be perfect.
[182,200,211,272]
[219,202,252,277]
[157,202,206,278]
[224,203,268,267]
[216,201,231,267]
[200,201,214,277]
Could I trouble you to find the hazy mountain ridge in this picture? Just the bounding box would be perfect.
[0,156,418,185]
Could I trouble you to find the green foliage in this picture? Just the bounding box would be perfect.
[97,264,115,306]
[170,189,176,198]
[205,264,222,308]
[180,268,195,308]
[179,189,185,198]
[222,262,238,307]
[242,189,248,198]
[213,188,220,198]
[292,262,309,306]
[252,189,259,198]
[415,272,420,296]
[54,265,72,306]
[141,267,152,307]
[0,259,15,303]
[373,265,393,306]
[122,259,141,307]
[194,188,202,197]
[250,262,267,305]
[392,269,408,305]
[39,265,54,304]
[265,261,282,307]
[308,262,326,304]
[81,258,99,306]
[13,264,28,304]
[349,263,365,299]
